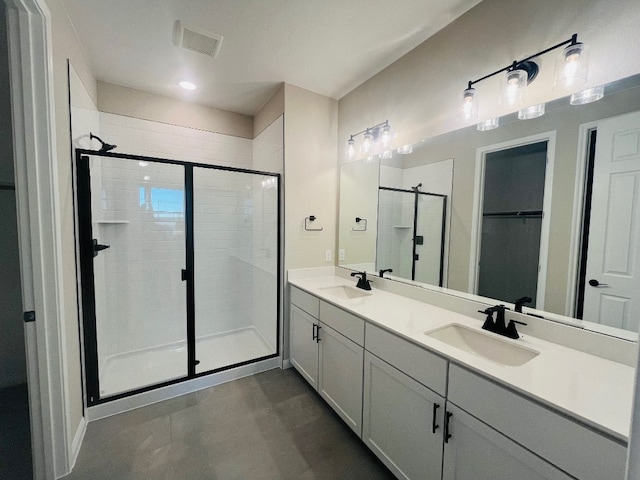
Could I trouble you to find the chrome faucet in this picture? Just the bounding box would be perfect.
[351,271,372,291]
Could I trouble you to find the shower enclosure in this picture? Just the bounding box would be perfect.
[376,186,447,285]
[76,150,280,405]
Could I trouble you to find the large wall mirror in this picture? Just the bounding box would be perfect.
[338,73,640,341]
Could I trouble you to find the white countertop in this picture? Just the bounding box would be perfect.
[288,272,635,442]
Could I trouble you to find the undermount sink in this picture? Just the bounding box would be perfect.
[425,324,539,367]
[319,285,372,300]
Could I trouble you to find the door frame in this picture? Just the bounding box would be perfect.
[469,131,556,309]
[6,0,71,477]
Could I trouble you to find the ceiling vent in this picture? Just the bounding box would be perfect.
[173,21,223,58]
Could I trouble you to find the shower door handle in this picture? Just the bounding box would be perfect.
[92,239,110,257]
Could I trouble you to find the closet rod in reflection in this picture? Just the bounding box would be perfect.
[483,210,542,218]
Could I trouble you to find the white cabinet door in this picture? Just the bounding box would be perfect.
[363,351,444,480]
[442,403,573,480]
[289,305,319,389]
[317,323,364,437]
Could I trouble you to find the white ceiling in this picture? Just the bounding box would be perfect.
[62,0,482,115]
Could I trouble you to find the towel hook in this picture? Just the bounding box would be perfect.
[352,217,368,231]
[304,215,323,231]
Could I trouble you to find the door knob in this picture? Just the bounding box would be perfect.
[588,279,608,288]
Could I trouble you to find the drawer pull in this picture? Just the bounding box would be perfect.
[432,403,440,433]
[444,411,453,443]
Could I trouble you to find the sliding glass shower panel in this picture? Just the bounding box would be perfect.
[90,157,188,397]
[414,194,446,285]
[193,167,278,374]
[376,189,414,279]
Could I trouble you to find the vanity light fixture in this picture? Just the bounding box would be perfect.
[344,120,392,160]
[463,34,588,126]
[570,85,604,105]
[518,103,545,120]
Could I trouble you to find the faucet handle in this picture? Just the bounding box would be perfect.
[505,319,527,339]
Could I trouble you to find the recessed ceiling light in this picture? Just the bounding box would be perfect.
[179,81,196,90]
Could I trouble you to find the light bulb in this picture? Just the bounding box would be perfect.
[500,69,527,109]
[361,129,373,155]
[380,124,392,147]
[345,137,356,160]
[462,87,478,122]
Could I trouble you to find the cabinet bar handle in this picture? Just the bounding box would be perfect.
[444,411,453,443]
[316,325,321,343]
[312,323,317,341]
[432,403,440,433]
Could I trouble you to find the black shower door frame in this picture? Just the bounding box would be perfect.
[378,186,448,286]
[75,149,282,406]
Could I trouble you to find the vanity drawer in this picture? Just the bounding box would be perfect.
[290,286,320,318]
[319,301,365,346]
[448,364,627,480]
[365,323,448,396]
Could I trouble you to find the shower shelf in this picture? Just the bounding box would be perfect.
[97,220,130,224]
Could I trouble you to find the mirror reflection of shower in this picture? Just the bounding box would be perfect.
[376,185,447,286]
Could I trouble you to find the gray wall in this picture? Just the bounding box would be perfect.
[0,3,26,388]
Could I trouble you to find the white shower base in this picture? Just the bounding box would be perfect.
[99,327,275,398]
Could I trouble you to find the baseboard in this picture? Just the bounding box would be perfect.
[282,358,292,369]
[68,415,87,472]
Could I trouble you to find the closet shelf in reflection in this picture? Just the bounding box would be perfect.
[392,225,412,229]
[97,220,130,224]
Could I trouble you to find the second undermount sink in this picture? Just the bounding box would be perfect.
[319,285,372,300]
[425,324,539,367]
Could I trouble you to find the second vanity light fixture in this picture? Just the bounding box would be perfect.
[345,120,392,160]
[463,33,596,129]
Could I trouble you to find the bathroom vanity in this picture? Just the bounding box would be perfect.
[288,268,634,480]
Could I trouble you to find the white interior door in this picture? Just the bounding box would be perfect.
[583,111,640,331]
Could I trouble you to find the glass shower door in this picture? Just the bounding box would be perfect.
[80,154,188,400]
[192,167,279,374]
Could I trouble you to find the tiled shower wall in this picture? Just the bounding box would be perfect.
[91,113,281,360]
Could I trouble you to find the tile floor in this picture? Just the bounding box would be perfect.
[0,383,32,480]
[65,368,395,480]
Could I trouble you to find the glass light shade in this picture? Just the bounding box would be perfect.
[570,85,604,105]
[462,87,478,122]
[361,130,373,154]
[553,42,589,91]
[500,69,527,108]
[518,103,545,120]
[381,149,393,160]
[345,138,355,160]
[477,117,499,131]
[380,124,392,147]
[397,144,413,154]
